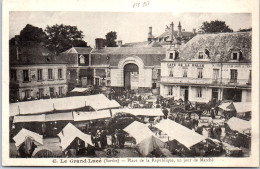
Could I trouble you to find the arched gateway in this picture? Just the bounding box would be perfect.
[124,63,139,90]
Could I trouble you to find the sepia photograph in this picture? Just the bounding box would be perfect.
[2,0,259,167]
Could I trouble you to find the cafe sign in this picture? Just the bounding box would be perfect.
[167,63,204,68]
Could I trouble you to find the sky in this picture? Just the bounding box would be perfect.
[9,12,251,47]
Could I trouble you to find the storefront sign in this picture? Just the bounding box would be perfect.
[167,63,204,67]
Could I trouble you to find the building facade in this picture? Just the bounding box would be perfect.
[160,32,252,103]
[62,21,195,92]
[59,47,93,91]
[10,42,68,102]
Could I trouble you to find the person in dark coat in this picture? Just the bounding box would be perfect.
[210,108,215,119]
[100,130,107,149]
[162,107,169,119]
[111,133,116,147]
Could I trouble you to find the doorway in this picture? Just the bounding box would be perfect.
[212,88,219,100]
[124,63,139,90]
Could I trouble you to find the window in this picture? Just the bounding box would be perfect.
[24,90,31,98]
[49,87,55,97]
[182,67,188,77]
[168,86,173,96]
[23,70,29,82]
[39,88,44,99]
[213,69,219,80]
[107,80,111,86]
[231,52,239,60]
[198,52,204,59]
[197,68,203,78]
[169,69,173,77]
[169,53,173,59]
[230,69,238,83]
[58,69,63,79]
[58,87,63,96]
[248,70,252,84]
[37,69,43,81]
[10,69,17,81]
[174,50,179,60]
[205,49,210,58]
[79,55,85,64]
[48,69,53,80]
[152,82,157,89]
[95,78,100,86]
[196,88,202,98]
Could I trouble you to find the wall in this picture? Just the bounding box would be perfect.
[242,89,251,102]
[18,84,68,100]
[160,85,213,103]
[10,65,68,100]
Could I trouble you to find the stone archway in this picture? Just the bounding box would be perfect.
[118,56,145,89]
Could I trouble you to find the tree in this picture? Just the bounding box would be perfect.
[45,24,88,54]
[105,31,117,47]
[238,28,252,32]
[9,24,48,45]
[200,20,233,33]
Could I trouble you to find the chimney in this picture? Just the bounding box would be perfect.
[177,21,182,37]
[148,26,153,41]
[193,28,196,34]
[170,22,174,42]
[117,40,122,47]
[15,35,19,60]
[95,38,105,49]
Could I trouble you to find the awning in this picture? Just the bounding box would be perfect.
[10,94,120,116]
[124,121,165,157]
[58,123,93,151]
[13,128,43,147]
[70,88,88,93]
[226,117,251,133]
[112,108,164,117]
[229,102,251,114]
[154,119,207,148]
[13,114,45,123]
[73,110,111,121]
[218,102,233,111]
[123,121,154,144]
[45,112,73,122]
[13,113,74,123]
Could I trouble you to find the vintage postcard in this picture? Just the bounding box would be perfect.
[2,0,259,167]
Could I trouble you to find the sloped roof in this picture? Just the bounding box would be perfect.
[91,47,165,54]
[73,47,92,54]
[10,42,67,65]
[158,30,195,39]
[123,41,150,47]
[178,32,252,62]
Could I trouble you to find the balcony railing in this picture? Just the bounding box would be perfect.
[160,76,251,86]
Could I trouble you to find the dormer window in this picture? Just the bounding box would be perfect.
[169,53,173,59]
[231,52,239,60]
[198,52,204,59]
[231,50,242,61]
[205,49,210,58]
[79,55,85,64]
[169,51,179,60]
